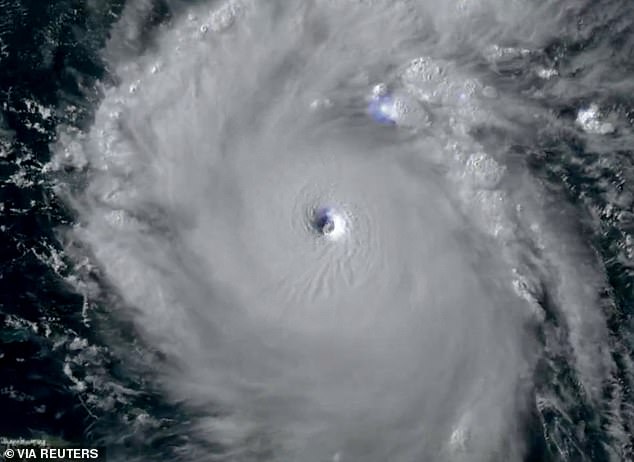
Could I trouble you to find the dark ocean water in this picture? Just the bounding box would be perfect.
[0,1,632,461]
[0,1,194,458]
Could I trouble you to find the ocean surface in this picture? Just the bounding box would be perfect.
[0,1,633,461]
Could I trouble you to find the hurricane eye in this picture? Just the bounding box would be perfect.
[311,206,346,239]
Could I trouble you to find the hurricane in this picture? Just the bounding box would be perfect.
[1,0,633,461]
